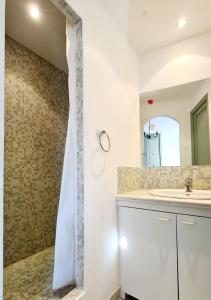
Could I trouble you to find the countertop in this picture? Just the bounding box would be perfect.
[116,189,211,208]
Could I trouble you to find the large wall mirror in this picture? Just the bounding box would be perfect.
[140,77,211,167]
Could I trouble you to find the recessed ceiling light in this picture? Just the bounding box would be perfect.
[142,10,148,16]
[177,18,186,29]
[29,4,40,20]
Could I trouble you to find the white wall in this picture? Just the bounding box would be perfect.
[59,1,141,299]
[139,32,211,93]
[0,1,5,299]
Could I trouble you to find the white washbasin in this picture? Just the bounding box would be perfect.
[149,189,211,200]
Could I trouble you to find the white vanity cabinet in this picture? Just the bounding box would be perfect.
[119,207,178,300]
[177,215,211,300]
[118,199,211,300]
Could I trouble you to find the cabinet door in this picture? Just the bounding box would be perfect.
[177,215,211,300]
[119,207,178,300]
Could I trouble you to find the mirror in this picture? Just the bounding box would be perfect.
[140,77,211,167]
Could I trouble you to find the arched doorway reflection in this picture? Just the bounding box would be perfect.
[144,116,180,167]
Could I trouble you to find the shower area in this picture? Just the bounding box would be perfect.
[4,0,77,299]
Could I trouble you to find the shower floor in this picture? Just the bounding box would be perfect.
[4,247,75,300]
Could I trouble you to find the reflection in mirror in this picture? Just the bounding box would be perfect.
[140,77,211,167]
[144,117,180,167]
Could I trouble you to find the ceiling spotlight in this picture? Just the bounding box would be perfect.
[177,18,186,29]
[29,4,40,20]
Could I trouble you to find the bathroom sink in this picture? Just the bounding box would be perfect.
[149,189,211,200]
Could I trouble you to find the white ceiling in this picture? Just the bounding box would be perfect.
[6,0,211,66]
[101,0,211,54]
[6,0,68,72]
[140,78,208,103]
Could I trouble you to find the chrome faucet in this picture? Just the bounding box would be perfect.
[184,176,192,193]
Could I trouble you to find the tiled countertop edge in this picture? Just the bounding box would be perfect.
[63,287,85,300]
[63,287,120,300]
[116,189,211,208]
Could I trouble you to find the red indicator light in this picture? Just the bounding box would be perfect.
[147,99,154,105]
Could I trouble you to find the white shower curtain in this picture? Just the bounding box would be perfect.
[53,20,77,290]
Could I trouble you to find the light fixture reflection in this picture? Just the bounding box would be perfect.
[120,237,128,250]
[29,4,40,20]
[177,18,186,29]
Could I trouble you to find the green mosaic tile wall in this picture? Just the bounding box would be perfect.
[4,36,69,266]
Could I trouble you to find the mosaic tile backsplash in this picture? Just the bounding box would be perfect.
[118,166,211,193]
[117,167,142,194]
[4,36,69,266]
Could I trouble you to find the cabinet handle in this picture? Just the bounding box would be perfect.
[182,221,195,225]
[158,217,170,221]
